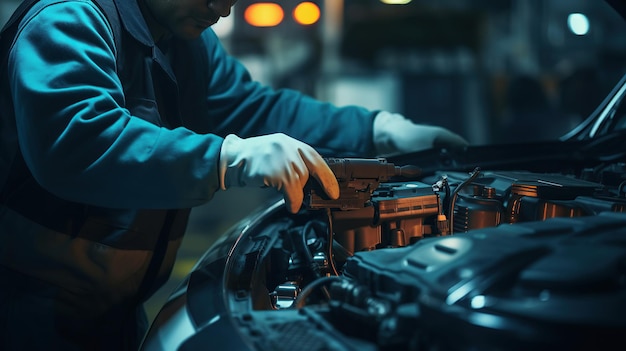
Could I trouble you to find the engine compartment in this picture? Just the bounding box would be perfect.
[179,158,626,351]
[330,167,626,253]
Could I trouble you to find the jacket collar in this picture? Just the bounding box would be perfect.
[111,0,177,86]
[113,0,154,47]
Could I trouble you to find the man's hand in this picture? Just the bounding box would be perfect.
[373,111,468,156]
[219,133,340,213]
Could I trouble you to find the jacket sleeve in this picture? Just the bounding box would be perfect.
[198,29,378,158]
[8,0,223,209]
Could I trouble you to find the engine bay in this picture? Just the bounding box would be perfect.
[180,157,626,351]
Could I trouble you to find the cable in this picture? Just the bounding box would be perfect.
[619,180,626,198]
[294,221,317,273]
[293,276,347,309]
[433,175,451,235]
[448,167,481,234]
[296,217,339,276]
[293,219,333,300]
[326,208,340,276]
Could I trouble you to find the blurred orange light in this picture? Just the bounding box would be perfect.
[244,3,284,27]
[293,2,320,25]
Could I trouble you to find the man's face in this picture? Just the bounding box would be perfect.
[144,0,237,40]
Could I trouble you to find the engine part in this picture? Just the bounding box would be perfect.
[305,158,421,210]
[331,181,439,253]
[452,189,504,232]
[341,211,626,350]
[270,281,300,309]
[434,170,607,232]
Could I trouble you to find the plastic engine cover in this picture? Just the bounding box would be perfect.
[342,211,626,350]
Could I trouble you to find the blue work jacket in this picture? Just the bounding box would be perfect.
[0,0,376,319]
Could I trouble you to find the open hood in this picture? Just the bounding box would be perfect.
[607,0,626,21]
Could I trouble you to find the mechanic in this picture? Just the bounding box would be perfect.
[0,0,467,349]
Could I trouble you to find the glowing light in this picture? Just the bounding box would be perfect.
[380,0,412,4]
[470,295,486,309]
[293,2,321,25]
[567,13,589,36]
[244,3,284,27]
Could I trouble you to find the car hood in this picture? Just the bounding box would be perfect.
[607,0,626,20]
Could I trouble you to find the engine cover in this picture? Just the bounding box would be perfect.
[342,211,626,350]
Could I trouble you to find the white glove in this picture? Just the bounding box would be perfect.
[219,133,340,213]
[373,111,468,156]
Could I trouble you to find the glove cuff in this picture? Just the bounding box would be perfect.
[373,111,414,156]
[219,134,243,191]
